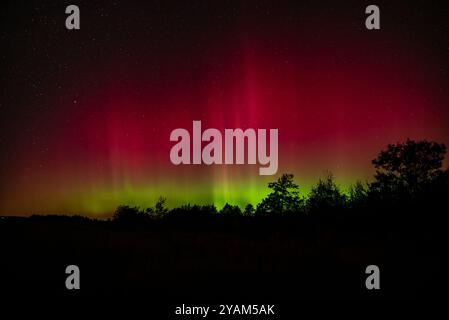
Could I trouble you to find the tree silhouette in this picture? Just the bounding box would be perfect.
[170,204,218,216]
[307,173,346,212]
[109,139,448,220]
[256,173,303,214]
[348,181,368,209]
[113,205,143,222]
[219,203,242,216]
[154,196,168,218]
[243,204,255,216]
[370,139,447,199]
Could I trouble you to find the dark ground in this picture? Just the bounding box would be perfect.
[0,208,443,303]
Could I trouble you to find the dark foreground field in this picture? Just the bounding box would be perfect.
[0,210,444,301]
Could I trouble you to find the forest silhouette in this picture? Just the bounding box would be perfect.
[112,139,449,222]
[1,139,447,299]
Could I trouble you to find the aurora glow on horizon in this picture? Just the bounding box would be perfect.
[1,1,449,216]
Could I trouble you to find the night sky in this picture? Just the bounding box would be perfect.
[1,1,449,216]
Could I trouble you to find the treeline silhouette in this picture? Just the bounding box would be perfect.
[112,139,449,223]
[1,139,447,299]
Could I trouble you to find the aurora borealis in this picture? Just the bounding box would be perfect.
[1,1,449,216]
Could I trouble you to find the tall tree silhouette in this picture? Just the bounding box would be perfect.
[307,173,346,212]
[154,196,168,218]
[348,181,368,209]
[370,139,447,198]
[219,203,242,216]
[256,174,303,214]
[243,204,255,216]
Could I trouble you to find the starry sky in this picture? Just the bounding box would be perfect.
[1,0,449,216]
